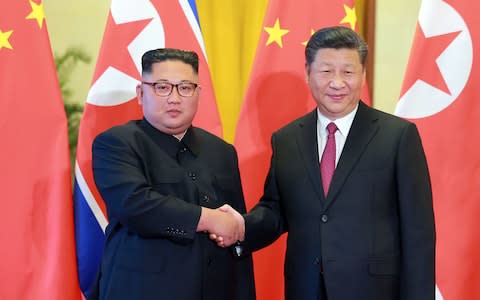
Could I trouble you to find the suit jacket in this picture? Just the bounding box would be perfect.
[243,101,435,300]
[91,119,255,300]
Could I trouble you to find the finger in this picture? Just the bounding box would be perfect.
[223,239,235,247]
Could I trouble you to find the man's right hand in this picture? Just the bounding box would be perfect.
[197,205,245,247]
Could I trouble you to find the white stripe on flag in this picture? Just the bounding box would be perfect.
[75,162,108,232]
[179,0,208,62]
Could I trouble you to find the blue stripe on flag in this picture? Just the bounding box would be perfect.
[74,179,106,295]
[187,0,200,25]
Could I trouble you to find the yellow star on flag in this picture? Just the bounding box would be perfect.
[340,4,357,30]
[0,29,13,50]
[26,0,45,29]
[302,29,315,46]
[264,18,289,48]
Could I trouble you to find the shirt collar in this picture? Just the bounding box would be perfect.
[316,104,358,137]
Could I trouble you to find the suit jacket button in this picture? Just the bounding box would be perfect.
[202,195,210,202]
[321,214,328,223]
[313,257,320,265]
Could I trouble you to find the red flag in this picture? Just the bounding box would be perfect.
[396,0,480,299]
[0,0,81,299]
[74,0,221,295]
[234,1,368,298]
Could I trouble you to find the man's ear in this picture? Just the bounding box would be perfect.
[136,84,143,106]
[305,64,310,83]
[361,68,367,87]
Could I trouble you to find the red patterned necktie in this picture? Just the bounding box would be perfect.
[320,122,338,196]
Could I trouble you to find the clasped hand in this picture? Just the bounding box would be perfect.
[200,204,244,247]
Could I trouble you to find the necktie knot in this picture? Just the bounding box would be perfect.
[326,122,337,135]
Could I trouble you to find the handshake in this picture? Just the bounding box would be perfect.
[198,204,245,248]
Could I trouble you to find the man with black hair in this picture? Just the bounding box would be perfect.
[215,26,435,300]
[92,48,255,300]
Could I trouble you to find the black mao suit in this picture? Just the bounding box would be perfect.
[243,101,435,300]
[91,119,255,300]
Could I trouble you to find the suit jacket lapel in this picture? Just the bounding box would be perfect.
[325,102,379,208]
[295,110,326,203]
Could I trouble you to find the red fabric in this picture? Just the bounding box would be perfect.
[234,1,368,298]
[0,1,81,299]
[397,1,480,299]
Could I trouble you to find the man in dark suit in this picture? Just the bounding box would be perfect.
[91,48,255,300]
[215,26,435,300]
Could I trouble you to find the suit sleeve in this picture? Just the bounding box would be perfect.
[92,130,201,243]
[243,133,287,253]
[397,123,436,300]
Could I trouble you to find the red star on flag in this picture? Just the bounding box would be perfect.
[400,25,461,97]
[92,13,152,83]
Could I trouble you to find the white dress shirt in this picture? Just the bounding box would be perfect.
[316,104,358,166]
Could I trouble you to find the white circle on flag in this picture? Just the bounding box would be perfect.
[88,0,166,106]
[395,0,472,119]
[435,284,444,300]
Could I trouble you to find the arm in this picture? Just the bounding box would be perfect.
[209,138,286,250]
[93,129,239,244]
[397,123,436,300]
[206,144,248,247]
[241,133,287,252]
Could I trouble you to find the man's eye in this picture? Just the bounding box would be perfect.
[179,84,194,92]
[156,84,171,91]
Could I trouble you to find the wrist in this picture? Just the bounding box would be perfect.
[197,207,214,232]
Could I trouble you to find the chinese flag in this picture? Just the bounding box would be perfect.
[74,0,221,295]
[0,0,81,299]
[396,0,480,299]
[234,0,368,298]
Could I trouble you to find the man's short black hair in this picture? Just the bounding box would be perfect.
[141,48,199,75]
[305,26,368,68]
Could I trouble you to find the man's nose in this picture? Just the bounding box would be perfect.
[329,74,346,89]
[167,86,182,103]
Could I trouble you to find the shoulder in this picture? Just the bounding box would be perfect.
[191,127,234,149]
[355,103,423,147]
[364,104,416,130]
[189,127,238,160]
[94,120,143,145]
